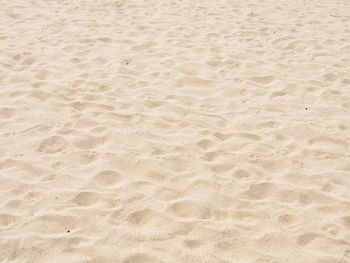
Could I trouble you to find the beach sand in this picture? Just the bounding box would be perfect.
[1,0,350,262]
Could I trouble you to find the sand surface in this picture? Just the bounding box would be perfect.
[1,0,350,262]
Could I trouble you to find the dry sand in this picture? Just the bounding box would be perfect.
[1,0,350,262]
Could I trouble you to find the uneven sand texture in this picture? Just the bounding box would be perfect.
[1,0,350,262]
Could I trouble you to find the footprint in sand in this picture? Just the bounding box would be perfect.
[37,136,69,154]
[167,200,211,219]
[71,192,100,206]
[0,108,16,119]
[92,170,123,187]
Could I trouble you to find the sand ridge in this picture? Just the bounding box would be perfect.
[1,0,350,262]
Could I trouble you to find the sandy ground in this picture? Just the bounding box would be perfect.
[1,0,350,262]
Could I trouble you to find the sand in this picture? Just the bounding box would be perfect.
[1,0,350,262]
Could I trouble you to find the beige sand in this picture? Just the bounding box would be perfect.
[1,0,350,262]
